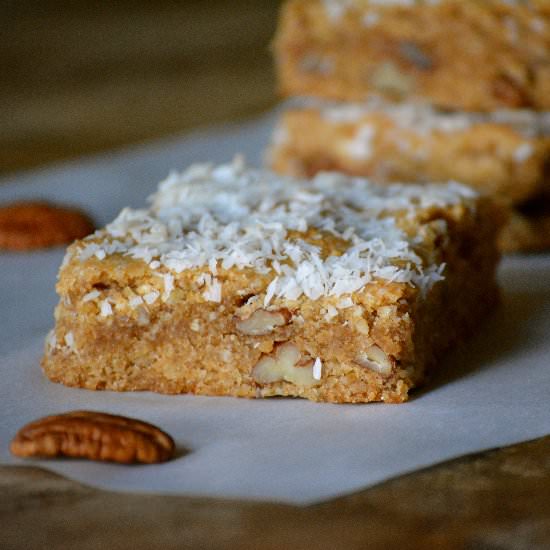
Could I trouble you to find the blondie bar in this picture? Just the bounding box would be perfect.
[274,0,550,111]
[42,160,502,403]
[268,100,550,204]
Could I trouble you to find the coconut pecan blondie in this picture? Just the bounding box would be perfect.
[274,0,550,111]
[42,159,502,403]
[268,100,550,205]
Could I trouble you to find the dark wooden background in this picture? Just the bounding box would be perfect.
[0,0,279,175]
[1,2,549,548]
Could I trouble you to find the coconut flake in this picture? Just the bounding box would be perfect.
[514,143,534,163]
[161,273,175,301]
[129,295,144,308]
[100,300,113,317]
[203,277,222,303]
[344,124,375,160]
[143,290,160,305]
[313,357,323,380]
[46,330,57,349]
[264,277,279,307]
[324,304,338,321]
[337,297,354,309]
[362,12,380,27]
[82,290,100,303]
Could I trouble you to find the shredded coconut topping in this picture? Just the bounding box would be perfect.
[75,159,477,302]
[322,0,537,22]
[312,98,550,137]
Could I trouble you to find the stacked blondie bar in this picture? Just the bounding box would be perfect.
[269,0,550,252]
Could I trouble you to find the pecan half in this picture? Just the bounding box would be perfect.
[355,345,394,376]
[0,201,94,251]
[10,411,175,464]
[252,342,321,386]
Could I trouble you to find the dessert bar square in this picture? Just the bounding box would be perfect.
[274,0,550,111]
[267,100,550,205]
[42,160,502,403]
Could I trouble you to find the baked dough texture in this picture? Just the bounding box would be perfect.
[274,0,550,111]
[42,160,502,403]
[268,100,550,205]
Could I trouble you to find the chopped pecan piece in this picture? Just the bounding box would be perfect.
[235,308,291,335]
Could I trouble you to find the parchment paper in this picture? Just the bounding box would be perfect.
[1,111,549,505]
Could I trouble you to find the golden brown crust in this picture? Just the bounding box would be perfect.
[10,411,175,464]
[274,0,550,111]
[0,201,95,251]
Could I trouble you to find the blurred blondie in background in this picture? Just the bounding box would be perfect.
[0,0,281,175]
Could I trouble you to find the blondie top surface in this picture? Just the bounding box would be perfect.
[63,159,479,305]
[304,99,550,138]
[268,99,550,204]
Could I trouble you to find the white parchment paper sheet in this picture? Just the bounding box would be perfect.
[1,111,549,505]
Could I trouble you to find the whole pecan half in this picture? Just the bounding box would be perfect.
[0,201,95,251]
[10,411,175,464]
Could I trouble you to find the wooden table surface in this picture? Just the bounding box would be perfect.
[1,3,549,548]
